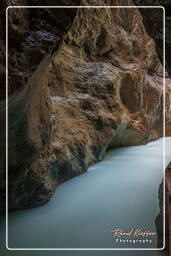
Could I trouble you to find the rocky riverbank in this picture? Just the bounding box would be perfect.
[156,163,171,254]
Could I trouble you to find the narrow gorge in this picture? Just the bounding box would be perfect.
[0,0,171,254]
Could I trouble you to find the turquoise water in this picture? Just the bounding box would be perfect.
[0,137,171,256]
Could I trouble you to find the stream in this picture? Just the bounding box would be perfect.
[0,137,171,256]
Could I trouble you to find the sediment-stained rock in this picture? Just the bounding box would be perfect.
[0,0,170,212]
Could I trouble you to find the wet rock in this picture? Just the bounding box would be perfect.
[0,0,170,212]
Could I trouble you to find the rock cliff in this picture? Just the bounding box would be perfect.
[134,0,171,135]
[0,0,80,100]
[0,0,170,212]
[156,163,171,253]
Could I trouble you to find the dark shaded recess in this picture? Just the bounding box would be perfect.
[138,8,163,62]
[83,42,91,57]
[90,145,102,160]
[86,115,105,131]
[120,74,139,114]
[0,1,6,100]
[80,99,94,111]
[155,162,171,253]
[165,3,171,16]
[90,145,109,161]
[50,149,86,182]
[0,0,81,100]
[155,180,170,252]
[96,26,107,51]
[155,183,164,249]
[51,161,73,180]
[8,173,51,210]
[132,39,141,57]
[134,1,171,75]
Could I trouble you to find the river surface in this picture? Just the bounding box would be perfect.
[0,137,171,256]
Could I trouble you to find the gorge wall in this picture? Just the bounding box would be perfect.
[134,0,171,135]
[0,0,171,213]
[156,163,171,253]
[0,0,80,100]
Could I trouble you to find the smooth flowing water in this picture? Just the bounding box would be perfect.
[0,137,171,256]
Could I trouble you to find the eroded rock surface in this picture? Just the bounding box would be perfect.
[134,0,171,135]
[0,0,171,212]
[0,0,80,99]
[134,0,171,75]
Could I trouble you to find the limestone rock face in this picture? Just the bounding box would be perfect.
[133,1,171,135]
[0,0,170,211]
[0,0,79,99]
[134,1,171,66]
